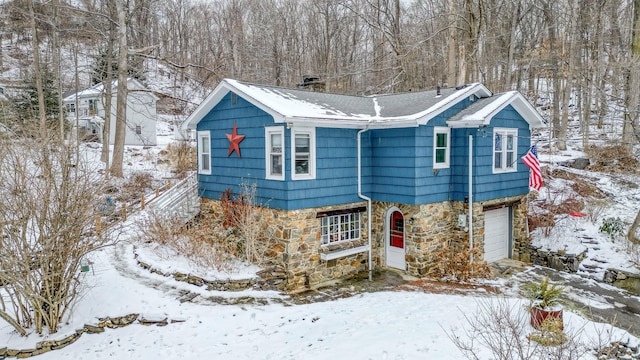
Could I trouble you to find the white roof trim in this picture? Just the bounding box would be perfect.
[64,78,159,102]
[183,80,496,130]
[415,83,493,125]
[446,91,546,129]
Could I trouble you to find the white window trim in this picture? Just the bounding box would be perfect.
[320,212,361,246]
[433,126,450,169]
[492,128,518,173]
[265,126,285,180]
[197,130,211,175]
[291,127,316,180]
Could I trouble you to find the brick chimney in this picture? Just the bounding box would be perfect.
[297,75,326,92]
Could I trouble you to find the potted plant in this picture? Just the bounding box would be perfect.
[524,277,564,330]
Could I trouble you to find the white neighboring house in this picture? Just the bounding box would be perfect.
[64,78,158,146]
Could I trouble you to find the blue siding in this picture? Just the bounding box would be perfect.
[449,105,531,201]
[197,93,533,210]
[197,92,363,210]
[367,97,475,205]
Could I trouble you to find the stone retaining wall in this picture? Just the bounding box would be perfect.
[603,269,640,295]
[135,257,285,291]
[0,314,178,359]
[530,247,587,273]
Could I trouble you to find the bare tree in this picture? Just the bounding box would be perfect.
[0,134,113,335]
[110,0,130,178]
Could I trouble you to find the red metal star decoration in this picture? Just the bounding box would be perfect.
[226,121,245,157]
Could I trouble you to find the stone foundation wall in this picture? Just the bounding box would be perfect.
[202,199,370,292]
[202,194,530,292]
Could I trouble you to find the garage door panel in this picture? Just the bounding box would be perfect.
[484,207,510,262]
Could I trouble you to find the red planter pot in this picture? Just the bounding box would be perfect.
[530,307,563,330]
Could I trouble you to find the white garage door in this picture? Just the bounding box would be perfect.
[484,207,510,262]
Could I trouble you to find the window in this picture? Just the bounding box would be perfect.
[321,212,361,245]
[291,127,316,180]
[265,127,284,180]
[67,103,75,113]
[493,128,518,173]
[135,125,142,135]
[433,127,450,169]
[88,99,96,115]
[197,131,211,175]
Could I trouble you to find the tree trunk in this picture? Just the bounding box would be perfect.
[628,209,640,244]
[29,0,47,138]
[505,2,520,91]
[110,0,129,178]
[447,0,458,86]
[101,15,116,170]
[623,0,640,150]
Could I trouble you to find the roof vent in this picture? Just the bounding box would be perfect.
[455,84,469,90]
[298,75,326,92]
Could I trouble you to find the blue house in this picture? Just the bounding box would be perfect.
[184,79,545,290]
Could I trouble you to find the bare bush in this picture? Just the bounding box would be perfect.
[138,211,238,271]
[586,145,639,174]
[165,141,195,179]
[223,183,274,266]
[139,182,275,271]
[587,199,609,224]
[429,239,492,281]
[446,297,589,360]
[118,171,154,203]
[0,136,113,335]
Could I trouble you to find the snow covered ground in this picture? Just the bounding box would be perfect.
[2,118,640,359]
[2,231,638,360]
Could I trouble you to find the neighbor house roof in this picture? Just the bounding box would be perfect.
[63,78,159,102]
[184,79,545,130]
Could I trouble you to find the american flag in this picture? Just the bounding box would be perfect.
[522,145,542,191]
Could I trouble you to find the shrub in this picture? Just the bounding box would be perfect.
[429,239,492,281]
[138,211,239,271]
[166,141,195,179]
[523,277,563,309]
[600,217,625,241]
[528,317,568,346]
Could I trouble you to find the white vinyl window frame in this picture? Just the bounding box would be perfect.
[197,130,211,175]
[265,126,285,180]
[433,126,450,169]
[291,127,316,180]
[493,128,518,173]
[320,212,361,246]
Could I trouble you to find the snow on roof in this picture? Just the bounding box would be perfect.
[184,79,494,130]
[63,78,158,102]
[448,91,546,129]
[184,79,546,130]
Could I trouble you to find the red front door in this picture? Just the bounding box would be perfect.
[390,211,404,248]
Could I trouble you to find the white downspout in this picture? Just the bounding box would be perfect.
[468,134,474,264]
[357,129,373,281]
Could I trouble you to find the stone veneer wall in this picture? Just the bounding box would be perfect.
[201,194,530,292]
[372,195,530,278]
[202,199,371,292]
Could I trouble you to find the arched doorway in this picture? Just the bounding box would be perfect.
[385,207,406,270]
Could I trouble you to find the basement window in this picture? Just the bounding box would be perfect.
[321,212,361,245]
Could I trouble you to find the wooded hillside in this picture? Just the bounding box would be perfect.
[2,0,640,149]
